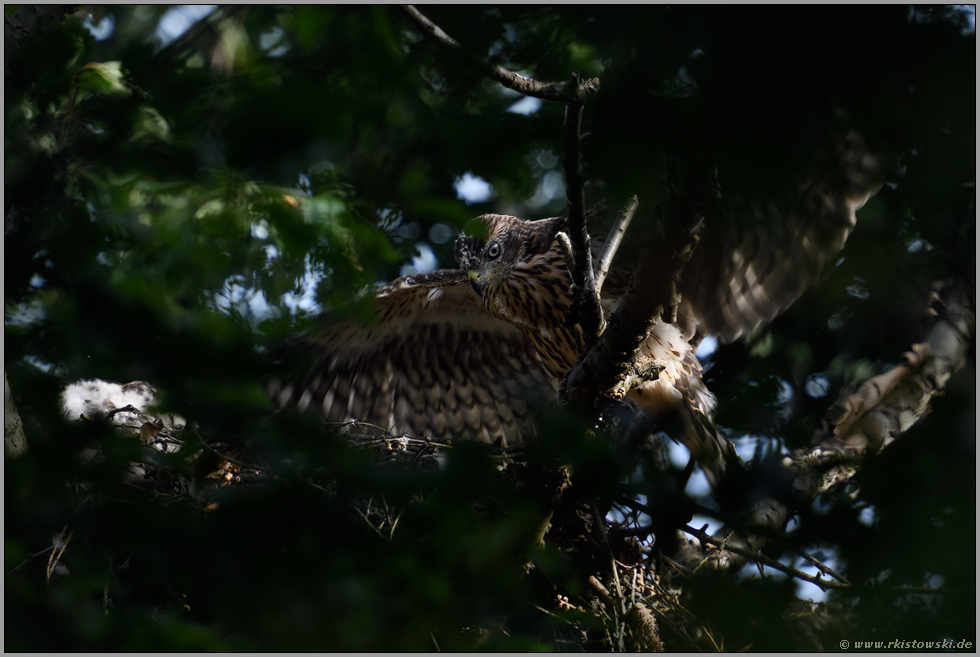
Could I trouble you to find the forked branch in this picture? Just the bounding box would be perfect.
[397,5,605,340]
[398,6,599,103]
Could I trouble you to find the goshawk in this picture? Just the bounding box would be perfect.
[269,134,883,446]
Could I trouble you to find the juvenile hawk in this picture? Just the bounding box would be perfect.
[269,135,883,445]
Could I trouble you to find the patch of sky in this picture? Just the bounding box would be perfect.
[83,12,116,41]
[259,26,290,57]
[376,207,404,232]
[730,433,778,464]
[775,378,794,421]
[686,468,712,499]
[506,96,542,116]
[399,242,438,277]
[454,173,495,205]
[606,504,630,526]
[211,253,323,323]
[957,5,976,33]
[665,436,690,469]
[297,173,312,197]
[155,5,218,50]
[526,170,564,209]
[845,277,870,300]
[251,221,269,240]
[804,373,830,399]
[909,5,975,34]
[24,355,62,376]
[695,335,718,360]
[5,300,46,328]
[907,238,932,253]
[858,505,876,527]
[488,23,518,57]
[690,513,723,537]
[794,548,842,602]
[213,275,263,318]
[281,263,324,315]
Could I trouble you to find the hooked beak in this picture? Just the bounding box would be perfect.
[467,270,487,295]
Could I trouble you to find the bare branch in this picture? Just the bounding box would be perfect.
[670,279,975,575]
[397,6,606,343]
[561,203,704,407]
[561,85,605,341]
[595,196,638,293]
[796,548,851,585]
[398,6,599,103]
[46,526,74,585]
[791,279,974,499]
[682,524,849,592]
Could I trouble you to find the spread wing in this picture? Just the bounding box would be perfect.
[268,269,554,446]
[674,133,886,342]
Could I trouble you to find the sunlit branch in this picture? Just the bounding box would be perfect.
[398,6,599,103]
[561,204,704,406]
[595,196,638,294]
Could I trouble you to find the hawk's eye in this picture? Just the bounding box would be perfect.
[486,242,502,259]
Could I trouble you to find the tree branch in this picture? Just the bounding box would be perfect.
[398,6,599,103]
[790,279,974,498]
[561,203,704,407]
[672,279,975,574]
[398,4,606,343]
[561,85,605,340]
[682,524,849,592]
[595,196,638,294]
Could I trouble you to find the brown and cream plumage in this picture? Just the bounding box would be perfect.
[267,266,553,445]
[269,133,884,446]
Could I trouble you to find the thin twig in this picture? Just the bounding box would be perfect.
[397,6,598,103]
[796,548,851,585]
[682,524,848,592]
[594,196,638,293]
[46,525,73,585]
[588,575,616,608]
[7,546,55,575]
[353,505,387,540]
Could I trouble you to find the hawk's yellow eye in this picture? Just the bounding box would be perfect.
[487,242,501,259]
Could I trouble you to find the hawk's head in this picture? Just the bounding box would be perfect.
[454,214,567,295]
